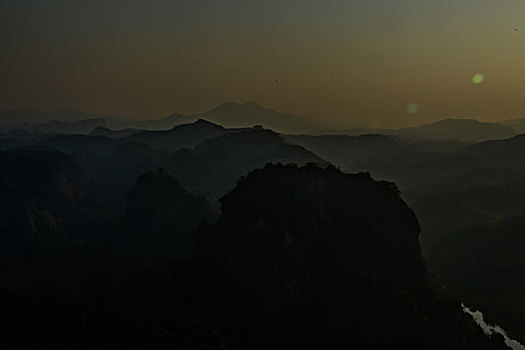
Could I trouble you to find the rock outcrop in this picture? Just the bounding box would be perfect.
[193,163,504,349]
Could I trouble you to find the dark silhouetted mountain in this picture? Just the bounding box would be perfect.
[89,126,142,138]
[58,142,173,244]
[331,131,525,259]
[427,215,525,344]
[119,169,214,255]
[191,102,318,133]
[286,133,400,170]
[84,142,170,205]
[191,163,503,349]
[165,128,327,197]
[287,131,525,258]
[127,119,228,151]
[0,157,507,349]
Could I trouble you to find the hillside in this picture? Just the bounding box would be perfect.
[126,119,229,151]
[461,134,525,169]
[192,164,504,349]
[165,128,326,197]
[287,134,399,169]
[119,169,214,255]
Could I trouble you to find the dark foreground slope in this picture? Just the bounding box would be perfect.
[118,169,215,255]
[0,164,505,349]
[192,164,504,349]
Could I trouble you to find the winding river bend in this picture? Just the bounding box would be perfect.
[462,304,524,350]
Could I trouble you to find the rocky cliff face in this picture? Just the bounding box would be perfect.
[193,164,504,349]
[0,147,89,252]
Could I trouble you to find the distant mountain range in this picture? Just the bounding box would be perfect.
[0,109,106,125]
[193,101,319,133]
[107,112,193,131]
[2,104,525,141]
[397,118,516,141]
[0,102,318,134]
[110,102,319,133]
[1,108,523,347]
[320,118,520,142]
[0,112,107,134]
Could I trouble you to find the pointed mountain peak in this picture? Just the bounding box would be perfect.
[193,118,223,127]
[170,118,225,131]
[194,118,216,125]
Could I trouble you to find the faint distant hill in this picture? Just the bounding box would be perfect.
[317,118,518,142]
[159,102,317,134]
[1,103,319,134]
[461,133,525,169]
[5,108,525,142]
[0,111,107,135]
[0,109,194,132]
[286,134,400,170]
[108,112,193,130]
[0,129,53,141]
[396,118,516,141]
[500,117,525,133]
[0,110,107,127]
[115,102,319,133]
[28,118,107,134]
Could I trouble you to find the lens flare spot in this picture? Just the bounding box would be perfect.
[406,103,419,114]
[472,73,484,84]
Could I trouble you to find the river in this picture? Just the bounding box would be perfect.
[462,304,524,350]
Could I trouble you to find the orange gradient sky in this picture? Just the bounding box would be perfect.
[2,0,525,127]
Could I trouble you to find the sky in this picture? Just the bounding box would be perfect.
[1,0,525,128]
